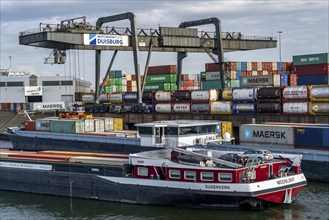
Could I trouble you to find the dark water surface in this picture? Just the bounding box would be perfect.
[0,141,328,220]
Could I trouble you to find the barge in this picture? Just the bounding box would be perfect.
[0,147,306,209]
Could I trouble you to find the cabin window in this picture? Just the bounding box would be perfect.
[138,127,153,135]
[42,81,60,86]
[179,126,198,135]
[219,173,232,182]
[184,171,196,180]
[164,127,178,135]
[61,80,73,86]
[201,172,214,181]
[169,170,180,179]
[137,167,148,176]
[7,81,24,87]
[199,125,216,134]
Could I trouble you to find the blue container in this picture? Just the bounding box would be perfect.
[232,102,256,114]
[236,71,242,80]
[115,70,123,78]
[295,126,329,148]
[277,62,283,71]
[281,74,288,86]
[297,75,329,85]
[241,62,247,71]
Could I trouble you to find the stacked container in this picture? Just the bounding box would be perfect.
[104,70,128,93]
[282,86,309,115]
[191,89,219,114]
[293,53,329,85]
[180,74,200,90]
[154,91,172,113]
[201,63,224,89]
[232,88,257,114]
[172,90,191,114]
[257,87,282,114]
[309,85,329,115]
[144,65,177,91]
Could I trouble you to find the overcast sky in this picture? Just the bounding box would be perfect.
[1,0,328,87]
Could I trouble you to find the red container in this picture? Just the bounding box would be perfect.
[293,64,329,75]
[289,74,298,86]
[147,65,176,75]
[205,63,220,72]
[25,120,36,131]
[252,62,258,71]
[262,62,268,71]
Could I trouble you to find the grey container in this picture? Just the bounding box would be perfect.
[35,117,58,132]
[240,75,274,87]
[239,124,295,145]
[257,87,281,99]
[50,119,85,134]
[191,103,210,113]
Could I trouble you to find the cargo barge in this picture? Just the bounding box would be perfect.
[0,147,307,209]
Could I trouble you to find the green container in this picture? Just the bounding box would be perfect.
[293,53,329,66]
[104,86,112,92]
[115,78,122,85]
[201,80,222,90]
[144,83,164,91]
[109,70,116,77]
[146,74,177,83]
[170,83,177,91]
[50,119,85,134]
[109,78,116,85]
[200,71,206,81]
[230,80,240,88]
[116,85,123,92]
[164,83,171,91]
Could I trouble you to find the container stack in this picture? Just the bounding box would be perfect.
[293,53,329,85]
[180,74,201,90]
[154,91,172,113]
[282,86,310,115]
[191,89,218,114]
[105,70,128,93]
[142,91,155,113]
[256,87,282,114]
[232,88,257,114]
[201,63,224,90]
[126,75,138,92]
[309,85,329,115]
[144,65,178,91]
[172,90,191,114]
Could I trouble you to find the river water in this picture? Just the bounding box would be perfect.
[0,140,328,220]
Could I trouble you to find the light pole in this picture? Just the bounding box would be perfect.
[9,56,12,71]
[277,31,282,62]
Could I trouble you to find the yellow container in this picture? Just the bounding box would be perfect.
[309,102,329,115]
[222,121,233,137]
[222,88,232,101]
[113,118,123,131]
[309,85,329,102]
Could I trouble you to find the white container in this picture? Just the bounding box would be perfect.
[104,117,114,131]
[273,74,281,87]
[155,91,172,102]
[310,86,329,99]
[82,94,95,103]
[257,62,262,71]
[247,62,252,71]
[121,78,127,86]
[173,103,191,113]
[232,88,256,101]
[84,119,95,132]
[283,102,308,114]
[205,72,221,80]
[230,71,236,80]
[155,103,172,113]
[252,71,257,76]
[283,86,308,100]
[191,89,218,102]
[272,62,278,70]
[210,101,232,114]
[94,119,105,132]
[109,93,123,104]
[99,93,109,103]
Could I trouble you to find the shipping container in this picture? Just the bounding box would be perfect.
[233,103,256,114]
[309,102,329,115]
[144,83,164,91]
[99,93,109,103]
[172,90,191,102]
[200,80,222,90]
[155,91,172,102]
[222,121,233,137]
[310,85,329,101]
[191,89,219,102]
[113,118,123,131]
[293,64,328,75]
[205,72,221,80]
[210,101,232,114]
[142,91,154,103]
[205,63,220,72]
[282,86,309,100]
[230,80,240,88]
[172,103,191,114]
[50,119,85,134]
[109,93,123,104]
[283,102,309,114]
[123,92,138,103]
[295,126,329,149]
[232,88,256,101]
[293,53,329,66]
[191,103,210,114]
[257,102,282,114]
[104,117,114,131]
[94,119,105,133]
[239,124,295,145]
[84,119,95,132]
[82,94,95,103]
[289,74,298,86]
[297,75,328,85]
[147,65,177,75]
[240,75,274,87]
[222,88,232,101]
[24,120,36,131]
[257,87,281,99]
[155,103,172,113]
[146,74,177,84]
[35,118,58,131]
